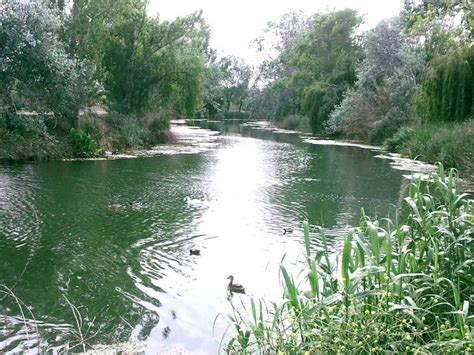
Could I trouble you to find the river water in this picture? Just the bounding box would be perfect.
[0,120,428,353]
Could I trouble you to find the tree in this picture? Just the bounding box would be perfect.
[325,17,425,142]
[247,10,363,128]
[99,6,209,115]
[401,0,473,124]
[403,0,472,60]
[0,1,97,126]
[251,12,312,121]
[417,46,473,123]
[219,56,253,112]
[288,9,364,132]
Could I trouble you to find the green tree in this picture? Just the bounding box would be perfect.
[101,7,209,115]
[219,56,253,112]
[403,0,473,123]
[418,46,473,123]
[248,10,364,131]
[289,9,364,132]
[252,11,312,120]
[403,0,472,60]
[326,17,425,142]
[0,1,97,126]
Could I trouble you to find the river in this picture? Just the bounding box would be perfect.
[0,120,431,353]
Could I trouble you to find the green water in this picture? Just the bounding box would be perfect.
[0,121,409,353]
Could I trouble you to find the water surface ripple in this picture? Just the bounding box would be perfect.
[0,121,412,353]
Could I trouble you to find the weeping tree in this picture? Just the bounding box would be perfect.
[287,9,364,133]
[417,46,473,123]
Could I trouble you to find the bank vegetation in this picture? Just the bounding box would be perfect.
[226,166,474,353]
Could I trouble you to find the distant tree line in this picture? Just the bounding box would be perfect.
[1,0,472,160]
[0,0,255,158]
[243,1,473,141]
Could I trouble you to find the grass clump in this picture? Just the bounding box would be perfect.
[102,112,171,149]
[226,165,474,354]
[384,121,474,178]
[278,114,311,133]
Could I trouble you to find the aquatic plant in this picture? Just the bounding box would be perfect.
[225,165,474,353]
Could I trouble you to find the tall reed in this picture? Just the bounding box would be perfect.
[226,165,473,354]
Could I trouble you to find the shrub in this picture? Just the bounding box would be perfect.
[148,117,169,131]
[79,117,105,142]
[68,128,99,157]
[0,112,48,138]
[385,121,474,177]
[384,126,415,152]
[279,114,311,132]
[226,166,474,354]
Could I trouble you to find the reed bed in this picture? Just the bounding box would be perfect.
[226,165,474,354]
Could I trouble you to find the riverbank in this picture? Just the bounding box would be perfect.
[226,166,474,353]
[384,120,474,180]
[0,112,172,162]
[0,119,423,353]
[270,118,474,185]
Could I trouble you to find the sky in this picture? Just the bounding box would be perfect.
[148,0,404,62]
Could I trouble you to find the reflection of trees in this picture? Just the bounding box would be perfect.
[279,144,405,232]
[0,154,207,346]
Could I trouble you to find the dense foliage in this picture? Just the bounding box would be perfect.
[417,47,473,124]
[247,10,363,132]
[325,17,424,142]
[0,1,96,125]
[226,167,474,353]
[0,0,213,159]
[244,1,473,175]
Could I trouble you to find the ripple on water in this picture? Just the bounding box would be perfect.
[0,122,413,353]
[0,314,71,354]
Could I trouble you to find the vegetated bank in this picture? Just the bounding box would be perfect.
[0,1,210,161]
[225,166,474,353]
[0,110,172,161]
[241,4,473,180]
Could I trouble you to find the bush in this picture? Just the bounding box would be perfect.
[68,128,99,157]
[103,112,171,149]
[384,126,415,152]
[384,121,474,177]
[79,117,105,142]
[278,114,311,132]
[0,112,48,138]
[0,127,67,161]
[148,117,169,131]
[226,166,474,354]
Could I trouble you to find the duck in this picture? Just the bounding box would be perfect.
[283,228,293,235]
[129,201,142,208]
[162,326,171,339]
[226,275,245,294]
[108,202,122,210]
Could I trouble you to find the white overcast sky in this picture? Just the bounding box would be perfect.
[148,0,404,62]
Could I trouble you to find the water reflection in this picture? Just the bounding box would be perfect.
[1,121,409,353]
